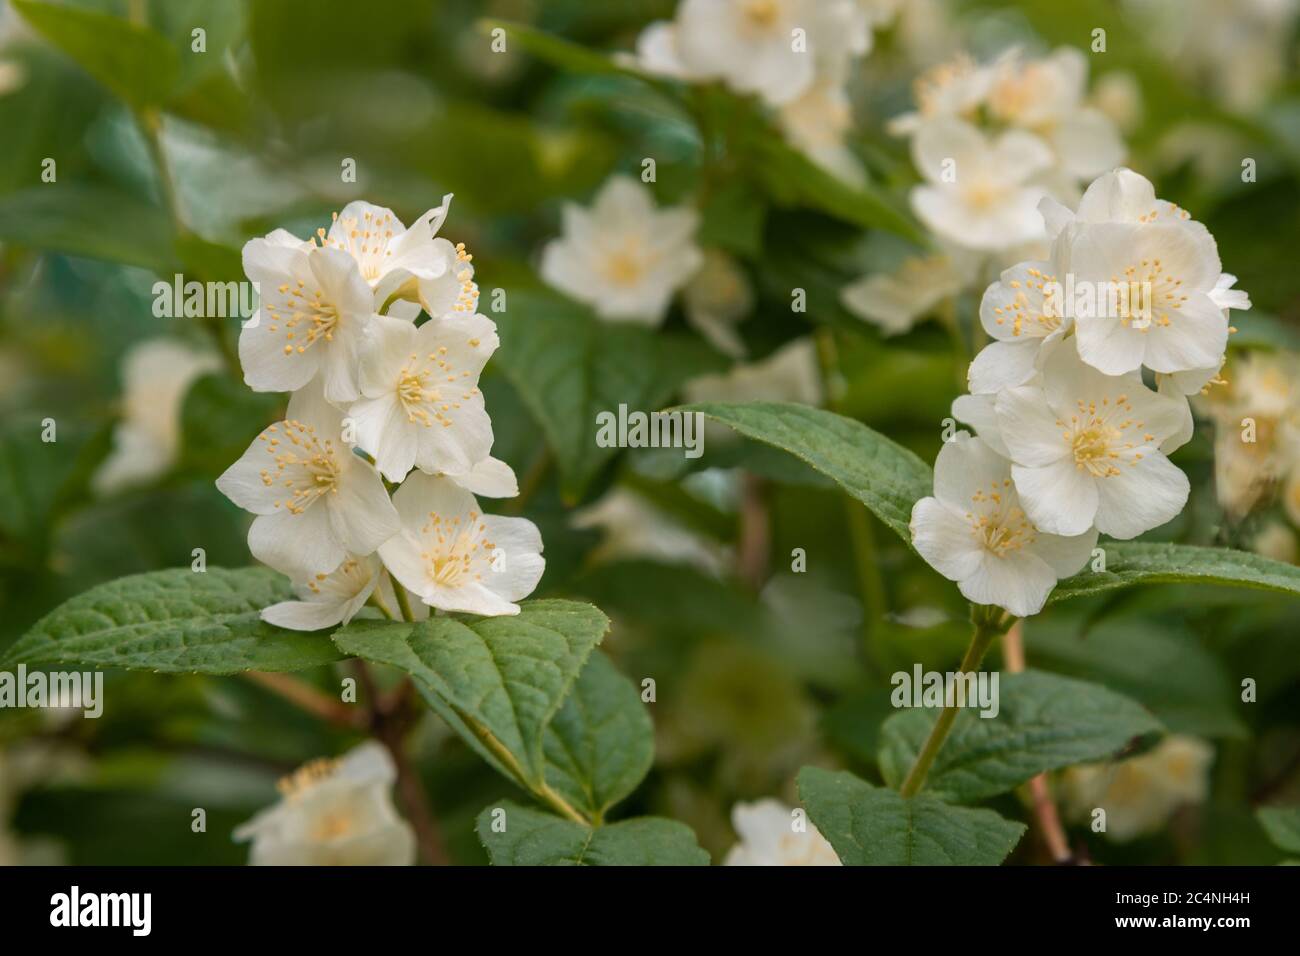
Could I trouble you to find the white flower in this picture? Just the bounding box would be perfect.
[683,337,824,407]
[970,258,1071,394]
[216,381,400,577]
[240,234,375,403]
[673,0,819,106]
[842,252,974,337]
[572,488,730,576]
[724,799,841,866]
[887,54,991,135]
[776,74,865,185]
[316,196,465,312]
[1252,521,1297,564]
[234,742,416,866]
[260,554,430,632]
[379,473,544,616]
[350,312,501,484]
[910,119,1053,252]
[910,432,1096,617]
[93,339,219,494]
[1060,735,1214,843]
[683,249,754,357]
[984,47,1124,180]
[540,176,702,326]
[995,339,1190,539]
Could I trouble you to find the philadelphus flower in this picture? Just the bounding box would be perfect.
[723,799,841,866]
[258,554,428,631]
[910,119,1053,251]
[910,432,1096,617]
[1060,735,1214,843]
[234,742,416,865]
[93,339,219,495]
[841,250,975,337]
[379,473,544,616]
[969,257,1072,394]
[682,249,755,358]
[995,340,1191,539]
[540,176,702,326]
[351,312,503,486]
[216,381,400,578]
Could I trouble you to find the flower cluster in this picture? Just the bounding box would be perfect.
[911,168,1251,617]
[217,198,545,626]
[843,45,1129,336]
[631,0,899,183]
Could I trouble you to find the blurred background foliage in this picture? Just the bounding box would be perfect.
[0,0,1298,865]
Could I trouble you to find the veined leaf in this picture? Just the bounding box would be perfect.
[476,800,709,866]
[543,651,653,823]
[877,670,1163,802]
[679,401,932,541]
[797,767,1024,865]
[1051,542,1300,604]
[332,600,609,791]
[2,567,341,674]
[1257,807,1300,855]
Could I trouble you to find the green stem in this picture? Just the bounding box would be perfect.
[898,606,1011,798]
[393,584,417,624]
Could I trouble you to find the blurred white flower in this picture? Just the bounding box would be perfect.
[235,742,416,866]
[379,473,544,616]
[93,339,220,495]
[1089,71,1143,134]
[724,798,841,866]
[684,337,824,407]
[216,381,400,577]
[540,176,702,326]
[683,249,754,358]
[995,340,1190,539]
[572,487,730,576]
[842,251,974,337]
[1252,521,1298,564]
[984,47,1124,180]
[776,72,865,185]
[887,54,990,135]
[909,119,1052,252]
[910,432,1096,616]
[1060,735,1214,843]
[351,312,500,484]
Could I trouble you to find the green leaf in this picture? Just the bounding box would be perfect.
[13,0,180,109]
[476,800,709,866]
[1257,807,1300,854]
[0,185,177,272]
[543,651,653,823]
[679,401,932,541]
[877,671,1163,802]
[492,290,725,500]
[178,374,283,478]
[1051,542,1300,604]
[1025,618,1247,739]
[797,767,1025,865]
[331,600,609,789]
[2,567,342,674]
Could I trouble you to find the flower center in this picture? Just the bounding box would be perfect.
[258,419,342,514]
[744,0,780,29]
[319,208,397,283]
[993,268,1063,336]
[277,757,340,797]
[962,179,1008,211]
[1110,258,1187,329]
[394,347,479,428]
[419,510,498,589]
[603,243,646,287]
[1059,395,1155,477]
[311,810,356,841]
[965,479,1035,555]
[265,281,340,356]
